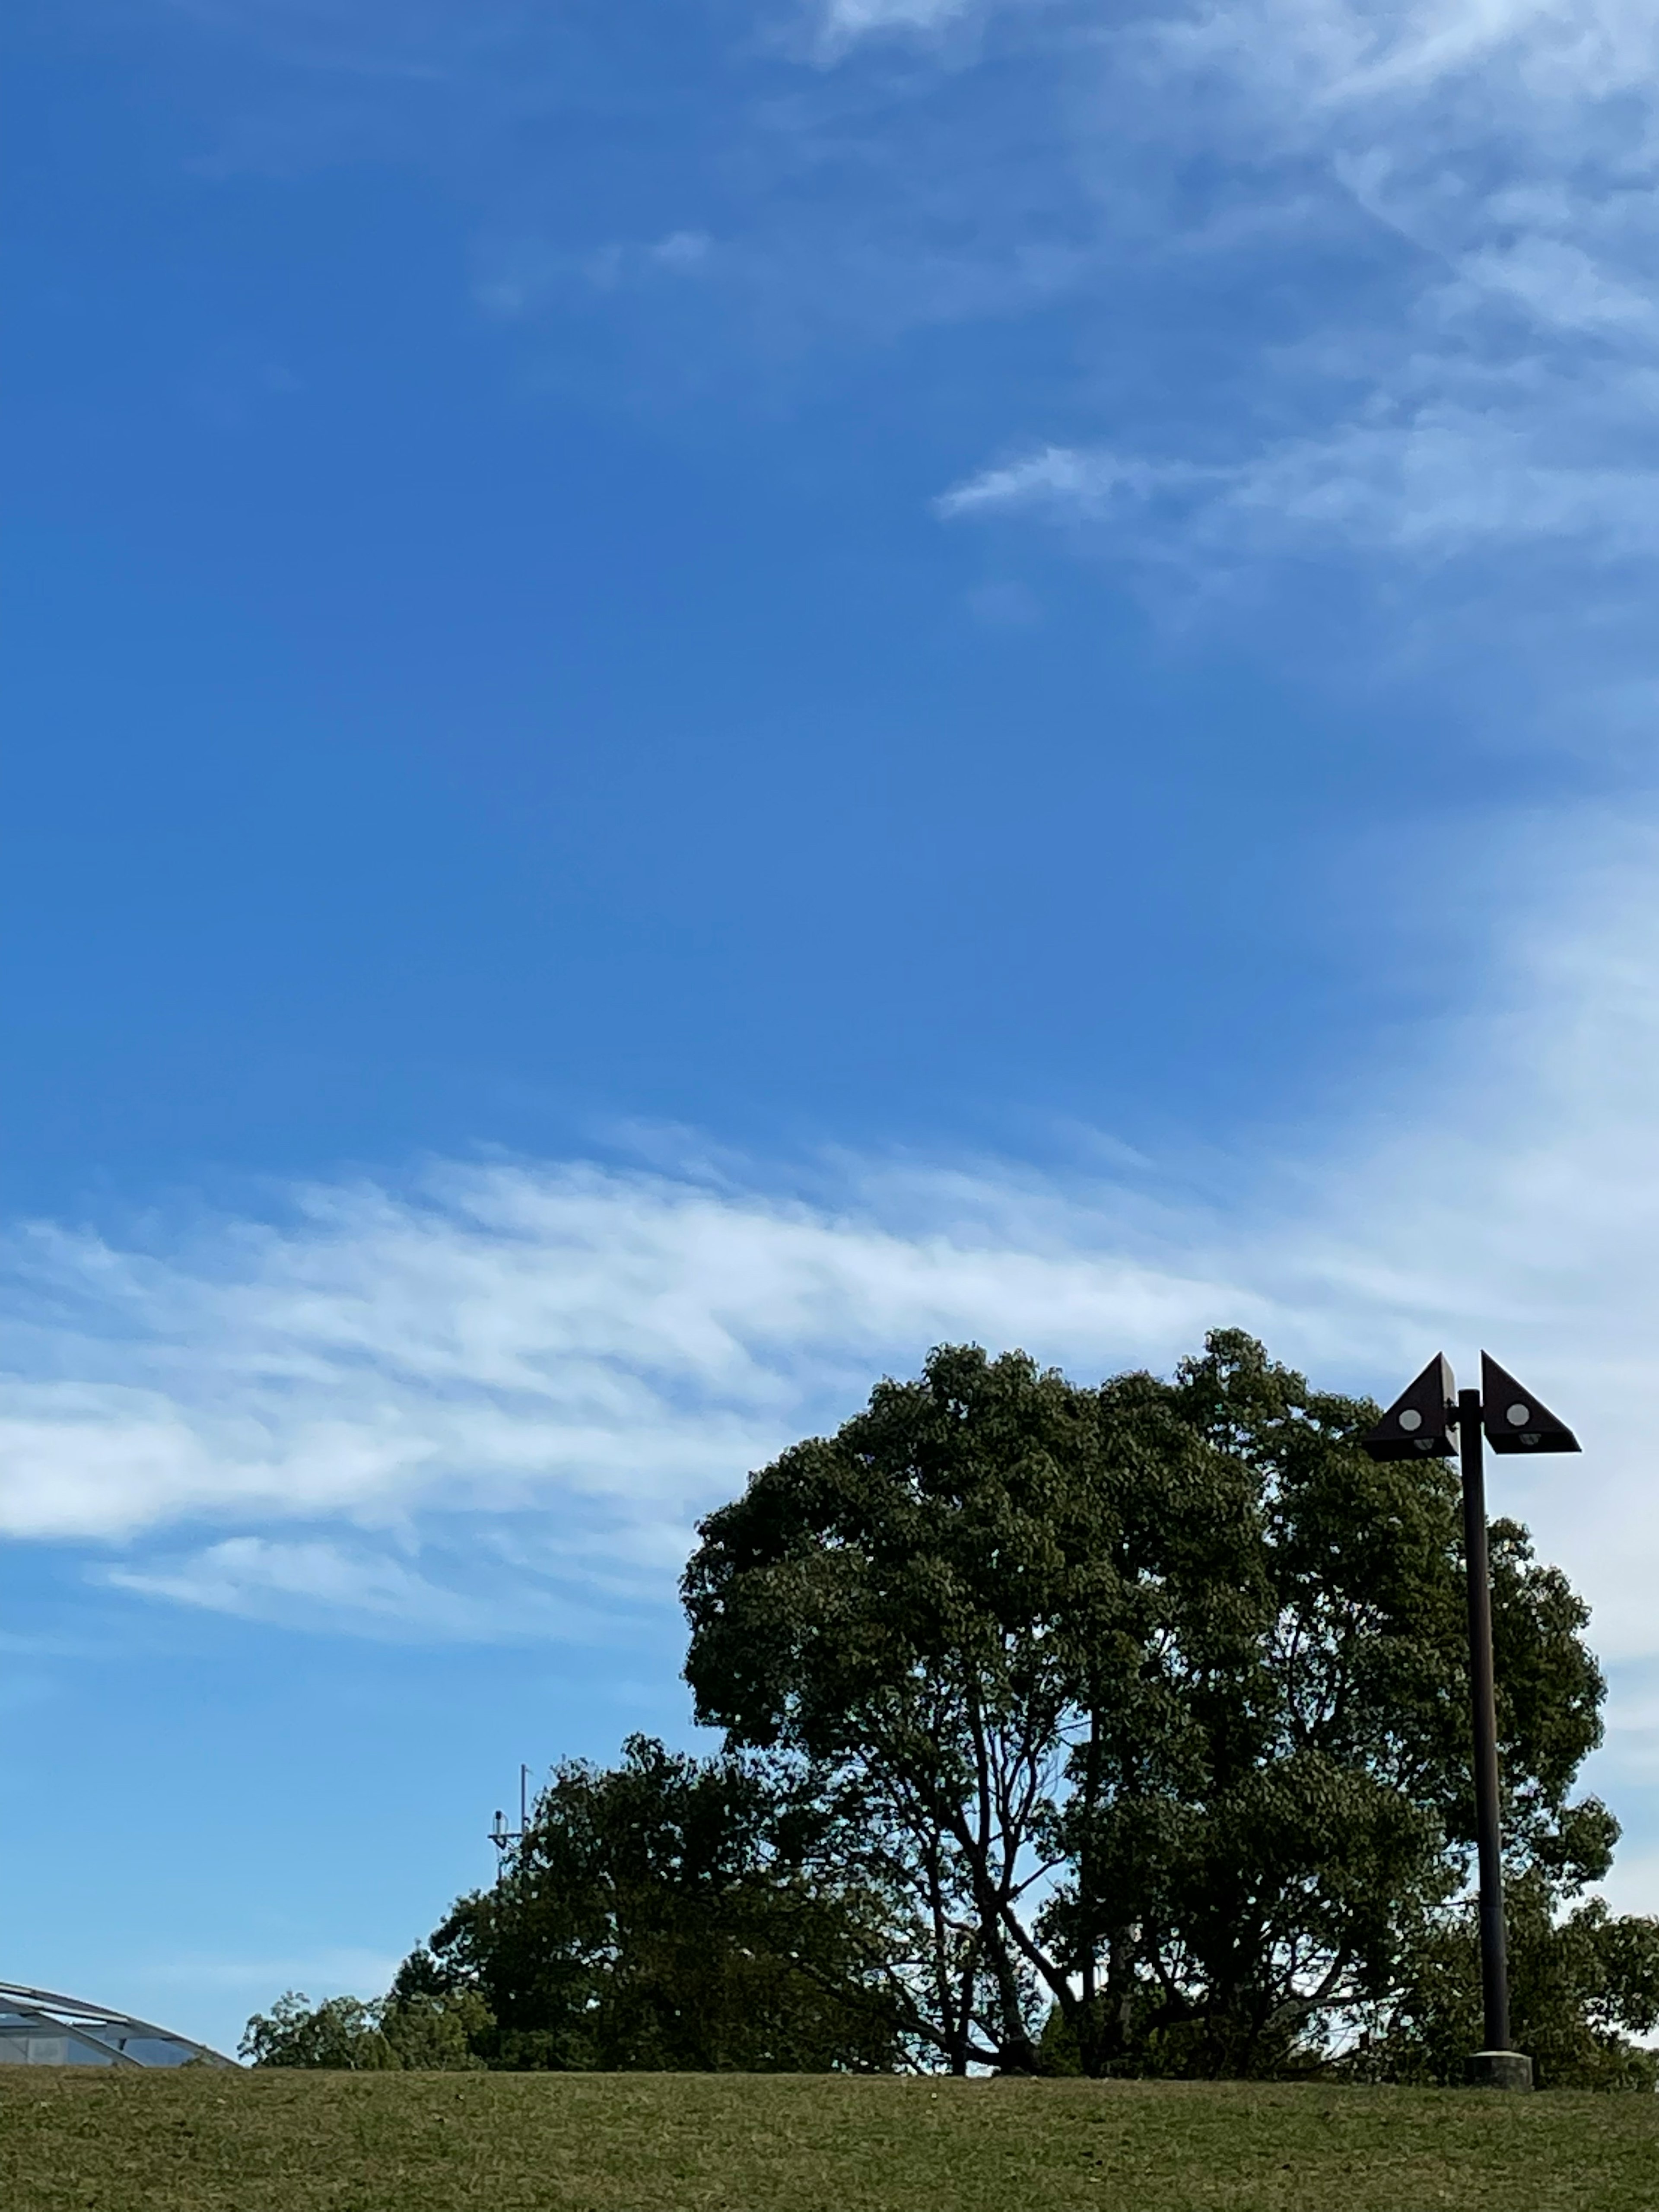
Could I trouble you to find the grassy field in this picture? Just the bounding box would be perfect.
[2,2070,1654,2212]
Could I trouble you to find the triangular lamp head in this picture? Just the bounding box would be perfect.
[1361,1354,1458,1461]
[1481,1353,1580,1455]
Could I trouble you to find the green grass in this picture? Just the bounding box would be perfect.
[2,2071,1653,2212]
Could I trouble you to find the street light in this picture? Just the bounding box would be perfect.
[1362,1352,1580,2091]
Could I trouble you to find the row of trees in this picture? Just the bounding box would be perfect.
[246,1333,1659,2085]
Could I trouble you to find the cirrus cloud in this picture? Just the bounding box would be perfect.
[4,820,1659,1672]
[924,1,1659,594]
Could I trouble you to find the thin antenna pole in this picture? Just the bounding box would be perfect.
[1459,1386,1511,2053]
[520,1764,530,1836]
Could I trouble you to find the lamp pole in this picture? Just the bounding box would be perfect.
[1458,1387,1510,2060]
[1362,1351,1579,2091]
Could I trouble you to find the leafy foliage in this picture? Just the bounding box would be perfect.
[239,1987,489,2070]
[416,1734,903,2072]
[246,1331,1656,2086]
[241,1994,391,2071]
[1364,1873,1659,2089]
[683,1330,1651,2079]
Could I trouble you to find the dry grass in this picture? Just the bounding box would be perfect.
[2,2069,1653,2212]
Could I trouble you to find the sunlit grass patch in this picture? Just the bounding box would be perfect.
[3,2069,1655,2212]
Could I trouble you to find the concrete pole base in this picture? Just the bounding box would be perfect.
[1468,2050,1533,2089]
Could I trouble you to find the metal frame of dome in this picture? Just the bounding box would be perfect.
[0,1980,235,2068]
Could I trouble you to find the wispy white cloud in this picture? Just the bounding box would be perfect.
[926,0,1659,578]
[814,0,984,48]
[477,229,715,318]
[941,413,1659,562]
[940,446,1193,519]
[104,1535,604,1643]
[1149,0,1659,115]
[0,1160,1245,1560]
[144,0,1659,536]
[4,818,1659,1668]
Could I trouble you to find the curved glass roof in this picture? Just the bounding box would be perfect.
[0,1981,235,2068]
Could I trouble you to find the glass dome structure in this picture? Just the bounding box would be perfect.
[0,1981,234,2068]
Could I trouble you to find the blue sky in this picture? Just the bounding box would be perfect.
[4,0,1659,2058]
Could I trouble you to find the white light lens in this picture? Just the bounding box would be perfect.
[1507,1403,1531,1426]
[1398,1409,1422,1431]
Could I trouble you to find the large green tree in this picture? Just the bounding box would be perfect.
[414,1734,903,2071]
[1361,1874,1659,2089]
[241,1986,490,2070]
[683,1330,1643,2078]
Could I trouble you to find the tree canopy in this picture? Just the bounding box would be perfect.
[412,1734,903,2072]
[683,1330,1648,2082]
[246,1331,1657,2087]
[240,1986,489,2071]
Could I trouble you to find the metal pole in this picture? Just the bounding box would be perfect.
[1459,1386,1510,2054]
